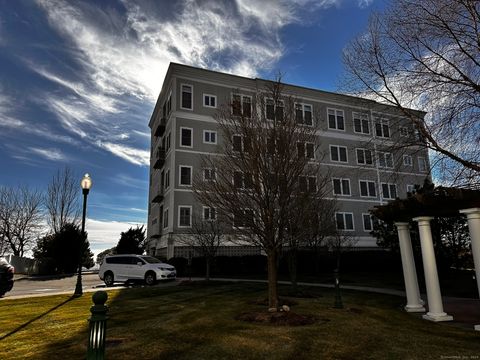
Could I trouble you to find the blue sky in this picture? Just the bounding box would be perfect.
[0,0,385,255]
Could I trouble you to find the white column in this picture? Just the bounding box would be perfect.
[459,208,480,331]
[395,222,425,312]
[413,216,453,322]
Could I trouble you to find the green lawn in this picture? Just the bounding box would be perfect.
[0,282,479,359]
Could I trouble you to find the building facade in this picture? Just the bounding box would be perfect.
[147,63,429,259]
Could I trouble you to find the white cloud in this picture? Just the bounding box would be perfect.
[357,0,373,8]
[86,218,145,256]
[96,141,150,166]
[29,147,66,161]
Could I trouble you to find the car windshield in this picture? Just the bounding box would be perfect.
[140,256,162,264]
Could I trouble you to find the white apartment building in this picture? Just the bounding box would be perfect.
[147,63,429,259]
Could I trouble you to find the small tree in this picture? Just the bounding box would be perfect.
[183,211,226,281]
[194,79,323,309]
[0,186,43,256]
[45,167,80,234]
[116,225,146,255]
[34,223,94,274]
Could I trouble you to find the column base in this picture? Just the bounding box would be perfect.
[422,312,453,322]
[405,304,426,313]
[474,325,480,331]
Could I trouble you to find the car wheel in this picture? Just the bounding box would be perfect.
[145,271,156,286]
[104,272,114,287]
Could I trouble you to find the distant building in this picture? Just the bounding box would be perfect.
[147,63,429,259]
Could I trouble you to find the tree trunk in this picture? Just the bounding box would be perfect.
[267,250,279,310]
[314,246,320,275]
[287,248,298,294]
[205,257,211,282]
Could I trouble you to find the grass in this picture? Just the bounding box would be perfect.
[0,282,479,359]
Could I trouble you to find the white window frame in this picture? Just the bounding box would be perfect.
[231,94,252,117]
[165,169,170,189]
[163,208,169,229]
[407,184,415,194]
[403,154,413,166]
[203,206,217,221]
[335,212,355,231]
[330,145,348,163]
[266,98,285,122]
[375,118,390,138]
[332,178,351,196]
[299,175,317,193]
[378,152,394,168]
[203,130,217,144]
[356,148,373,166]
[358,180,377,198]
[233,208,254,229]
[327,108,345,131]
[203,93,217,108]
[203,168,216,182]
[418,157,428,172]
[295,103,313,126]
[353,112,370,135]
[381,183,397,200]
[362,213,374,232]
[179,165,192,186]
[165,132,171,152]
[179,127,193,148]
[180,84,193,111]
[178,205,192,228]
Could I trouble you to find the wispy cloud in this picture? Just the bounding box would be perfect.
[29,147,66,161]
[96,141,149,166]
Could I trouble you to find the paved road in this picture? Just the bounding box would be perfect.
[2,273,179,299]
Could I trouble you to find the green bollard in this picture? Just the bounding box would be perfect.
[87,291,108,360]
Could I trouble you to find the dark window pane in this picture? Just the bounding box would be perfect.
[306,143,314,159]
[331,146,338,161]
[181,128,192,147]
[354,118,361,133]
[275,104,284,121]
[304,108,312,126]
[266,101,275,120]
[299,176,307,192]
[357,149,364,164]
[234,171,243,188]
[337,115,344,130]
[232,95,241,115]
[243,97,251,117]
[365,150,373,165]
[390,185,397,199]
[363,214,372,231]
[297,143,305,157]
[233,135,242,151]
[375,123,382,136]
[328,114,336,129]
[368,182,376,197]
[360,181,368,196]
[383,124,390,138]
[345,214,353,230]
[333,179,341,194]
[362,119,369,134]
[308,177,316,192]
[339,147,347,162]
[336,213,344,229]
[342,179,350,195]
[182,86,192,109]
[180,167,191,185]
[382,183,389,198]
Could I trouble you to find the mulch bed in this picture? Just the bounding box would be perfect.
[235,311,325,326]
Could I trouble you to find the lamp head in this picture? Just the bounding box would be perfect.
[81,173,92,191]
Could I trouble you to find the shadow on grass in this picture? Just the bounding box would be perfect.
[0,296,74,341]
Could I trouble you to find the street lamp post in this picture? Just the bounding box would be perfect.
[74,173,92,297]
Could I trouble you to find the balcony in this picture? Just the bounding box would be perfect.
[154,118,166,137]
[152,190,164,203]
[153,147,166,169]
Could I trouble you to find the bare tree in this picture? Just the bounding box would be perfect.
[193,79,325,309]
[342,0,480,187]
[0,186,43,256]
[45,167,80,234]
[182,211,227,281]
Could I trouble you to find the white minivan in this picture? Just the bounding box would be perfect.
[99,254,176,286]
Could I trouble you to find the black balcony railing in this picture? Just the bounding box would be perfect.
[153,147,166,169]
[154,118,166,137]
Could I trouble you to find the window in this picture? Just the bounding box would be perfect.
[399,126,409,137]
[353,113,370,134]
[266,99,284,121]
[232,135,250,153]
[407,184,416,194]
[375,118,390,138]
[178,206,192,227]
[165,169,170,189]
[167,92,172,115]
[233,171,253,189]
[295,103,313,126]
[403,155,413,166]
[297,142,315,159]
[363,214,373,231]
[203,207,216,221]
[381,183,397,200]
[299,176,317,193]
[203,94,216,108]
[232,94,252,117]
[332,178,351,196]
[165,132,171,151]
[179,166,192,186]
[336,212,354,231]
[181,84,193,110]
[378,152,394,168]
[233,209,254,228]
[163,208,169,228]
[203,130,217,144]
[359,180,376,197]
[330,145,348,163]
[356,148,373,165]
[203,168,216,181]
[328,109,345,130]
[418,157,428,172]
[180,127,192,148]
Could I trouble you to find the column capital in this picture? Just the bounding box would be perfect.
[395,222,410,229]
[413,216,434,223]
[460,208,480,219]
